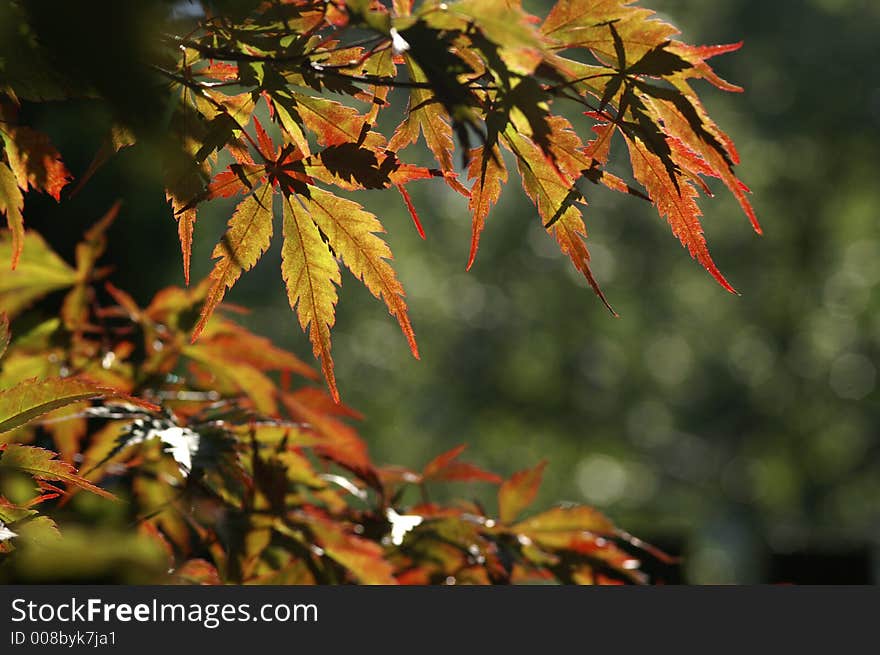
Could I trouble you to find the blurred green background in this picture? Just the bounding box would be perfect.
[12,0,880,583]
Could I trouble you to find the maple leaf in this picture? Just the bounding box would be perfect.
[505,128,615,312]
[0,108,71,268]
[290,93,367,148]
[0,230,79,319]
[0,376,157,434]
[0,497,36,527]
[513,505,615,536]
[388,54,456,172]
[286,387,364,421]
[466,144,507,270]
[424,0,546,75]
[171,198,197,287]
[280,192,342,402]
[0,165,25,269]
[42,401,89,464]
[0,444,116,500]
[1,125,72,201]
[195,318,317,381]
[648,93,760,234]
[305,186,418,360]
[625,134,736,293]
[184,343,280,415]
[498,460,547,524]
[422,445,502,484]
[396,184,426,239]
[192,184,275,340]
[281,392,375,484]
[361,44,396,125]
[69,124,136,199]
[542,0,676,63]
[302,515,396,584]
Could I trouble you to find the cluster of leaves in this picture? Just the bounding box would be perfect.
[2,0,757,402]
[0,223,668,584]
[0,0,756,584]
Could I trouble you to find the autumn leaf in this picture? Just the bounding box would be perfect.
[184,343,280,415]
[281,392,375,482]
[392,0,414,17]
[0,0,747,587]
[277,450,326,489]
[648,94,760,234]
[0,115,71,269]
[195,318,317,381]
[173,201,197,287]
[504,129,615,313]
[0,377,157,434]
[281,192,342,402]
[625,134,736,293]
[43,401,88,464]
[542,0,676,63]
[396,184,425,239]
[285,387,363,421]
[291,93,367,148]
[193,183,275,340]
[305,186,418,360]
[498,460,547,524]
[425,0,545,75]
[0,497,36,544]
[388,55,455,172]
[0,444,116,500]
[422,445,502,484]
[69,124,136,199]
[0,514,61,554]
[0,165,25,269]
[466,144,507,270]
[0,230,77,316]
[305,516,396,584]
[1,125,72,201]
[513,505,615,537]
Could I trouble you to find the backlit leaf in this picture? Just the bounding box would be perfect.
[513,505,615,536]
[505,129,614,312]
[625,134,736,293]
[466,144,507,270]
[281,392,374,481]
[0,444,116,500]
[423,445,502,484]
[280,193,342,402]
[196,318,317,380]
[193,183,275,340]
[0,230,77,317]
[0,377,157,434]
[306,516,396,584]
[0,165,24,269]
[305,186,418,360]
[388,55,455,172]
[291,93,367,148]
[498,460,547,524]
[542,0,676,62]
[1,125,71,201]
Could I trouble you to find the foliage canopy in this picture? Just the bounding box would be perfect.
[0,0,754,584]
